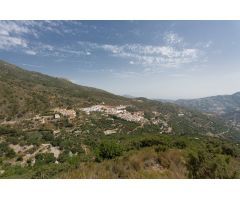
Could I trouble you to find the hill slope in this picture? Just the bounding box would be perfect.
[0,60,129,120]
[0,60,234,136]
[175,93,240,131]
[176,92,240,114]
[1,60,240,178]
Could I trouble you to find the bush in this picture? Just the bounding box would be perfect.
[144,111,154,120]
[96,141,123,161]
[24,132,42,145]
[0,142,16,158]
[187,151,234,178]
[133,137,164,149]
[41,131,55,142]
[155,144,168,152]
[173,140,187,149]
[66,155,81,168]
[16,156,23,161]
[59,139,84,154]
[0,126,17,136]
[222,144,238,157]
[58,151,69,163]
[35,153,56,165]
[31,164,67,178]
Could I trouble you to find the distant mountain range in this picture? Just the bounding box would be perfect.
[175,92,240,114]
[156,92,240,127]
[122,94,136,99]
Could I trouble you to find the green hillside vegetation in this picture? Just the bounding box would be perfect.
[0,60,234,137]
[0,60,128,120]
[1,60,240,178]
[176,92,240,114]
[1,132,240,178]
[175,93,240,127]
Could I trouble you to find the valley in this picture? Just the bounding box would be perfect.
[1,60,240,178]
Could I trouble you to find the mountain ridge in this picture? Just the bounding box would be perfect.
[175,92,240,114]
[0,59,235,137]
[1,59,240,178]
[0,60,131,120]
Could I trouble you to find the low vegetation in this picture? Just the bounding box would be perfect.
[1,130,240,178]
[1,60,240,179]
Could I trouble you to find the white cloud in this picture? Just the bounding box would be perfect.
[0,35,28,49]
[40,44,54,51]
[24,50,37,55]
[75,36,205,75]
[95,43,201,69]
[57,48,93,57]
[195,40,213,48]
[0,21,31,50]
[113,71,142,79]
[0,21,31,35]
[163,32,183,44]
[0,22,208,72]
[129,61,135,64]
[204,41,212,48]
[0,21,79,55]
[0,29,10,36]
[75,37,205,72]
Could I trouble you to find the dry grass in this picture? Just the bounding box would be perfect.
[60,148,187,179]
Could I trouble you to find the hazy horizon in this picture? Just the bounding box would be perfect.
[1,21,240,99]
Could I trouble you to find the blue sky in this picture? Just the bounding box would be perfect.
[1,20,240,99]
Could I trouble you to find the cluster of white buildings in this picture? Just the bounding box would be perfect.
[53,108,76,119]
[80,105,147,123]
[31,108,77,124]
[104,129,117,135]
[117,111,147,123]
[80,105,105,114]
[178,113,185,117]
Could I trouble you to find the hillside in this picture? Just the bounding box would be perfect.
[175,93,240,132]
[0,60,240,178]
[0,60,233,136]
[0,60,129,120]
[176,92,240,114]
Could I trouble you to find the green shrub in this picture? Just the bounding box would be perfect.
[173,140,187,149]
[31,164,67,178]
[155,144,168,152]
[221,144,238,157]
[133,137,164,149]
[35,153,56,165]
[59,139,84,154]
[96,141,123,161]
[41,131,55,142]
[16,156,23,161]
[0,142,16,158]
[187,150,234,178]
[24,132,42,145]
[0,126,17,136]
[66,155,81,168]
[58,151,69,163]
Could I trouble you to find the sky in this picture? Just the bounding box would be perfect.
[1,20,240,99]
